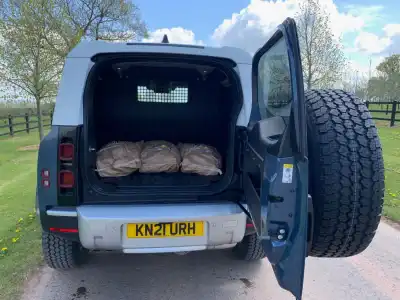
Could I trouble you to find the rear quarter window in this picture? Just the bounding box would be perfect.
[137,82,188,103]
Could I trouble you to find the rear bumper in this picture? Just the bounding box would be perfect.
[47,203,247,253]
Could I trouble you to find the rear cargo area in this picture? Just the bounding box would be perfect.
[83,55,242,197]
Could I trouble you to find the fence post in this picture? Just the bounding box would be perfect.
[50,110,53,124]
[8,114,13,136]
[366,101,369,109]
[390,101,397,127]
[25,113,30,133]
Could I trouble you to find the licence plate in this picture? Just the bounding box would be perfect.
[126,221,204,238]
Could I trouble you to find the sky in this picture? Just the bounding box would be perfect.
[135,0,400,78]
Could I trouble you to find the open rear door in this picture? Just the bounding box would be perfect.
[243,18,308,299]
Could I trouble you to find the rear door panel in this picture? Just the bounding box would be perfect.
[244,18,308,299]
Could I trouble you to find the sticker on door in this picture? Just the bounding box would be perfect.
[282,163,293,183]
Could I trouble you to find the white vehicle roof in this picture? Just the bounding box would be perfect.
[53,41,253,127]
[68,40,253,65]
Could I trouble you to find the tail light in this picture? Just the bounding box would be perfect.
[59,143,74,161]
[58,139,75,190]
[55,130,78,206]
[59,170,74,188]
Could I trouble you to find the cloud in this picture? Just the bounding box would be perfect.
[211,0,297,54]
[142,0,395,76]
[351,23,400,56]
[209,0,399,76]
[317,0,365,37]
[381,24,400,55]
[142,27,204,45]
[354,32,391,54]
[343,4,385,25]
[347,56,384,77]
[211,0,365,54]
[383,24,400,37]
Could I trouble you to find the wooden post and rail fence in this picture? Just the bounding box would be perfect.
[365,101,400,127]
[0,101,399,138]
[0,111,53,137]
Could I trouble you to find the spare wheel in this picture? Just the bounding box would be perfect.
[305,89,385,257]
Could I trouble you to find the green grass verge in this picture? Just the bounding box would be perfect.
[378,126,400,221]
[0,132,43,300]
[0,221,42,300]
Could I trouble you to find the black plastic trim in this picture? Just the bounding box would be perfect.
[40,214,79,242]
[125,43,205,49]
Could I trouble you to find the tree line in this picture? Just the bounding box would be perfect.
[352,55,400,103]
[0,0,147,140]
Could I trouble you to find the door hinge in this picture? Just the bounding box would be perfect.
[238,129,248,143]
[237,130,248,172]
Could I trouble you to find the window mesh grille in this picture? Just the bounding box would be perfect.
[137,84,188,103]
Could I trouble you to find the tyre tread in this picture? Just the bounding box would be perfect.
[233,233,266,261]
[306,89,384,257]
[42,231,84,269]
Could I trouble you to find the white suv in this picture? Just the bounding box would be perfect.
[36,18,384,299]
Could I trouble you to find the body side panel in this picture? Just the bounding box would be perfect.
[52,59,94,126]
[36,126,60,227]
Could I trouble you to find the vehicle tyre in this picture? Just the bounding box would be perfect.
[232,233,266,261]
[42,231,88,269]
[306,89,384,257]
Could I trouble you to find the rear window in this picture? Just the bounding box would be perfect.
[137,82,188,103]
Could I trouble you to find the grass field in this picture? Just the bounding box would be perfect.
[378,126,400,221]
[0,133,43,299]
[369,105,400,220]
[0,121,399,299]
